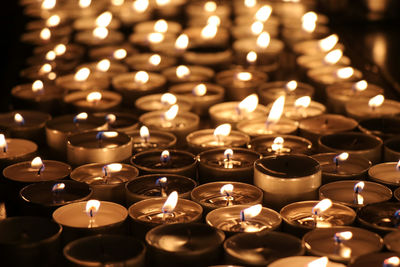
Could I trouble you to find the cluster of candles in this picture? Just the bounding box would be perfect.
[2,0,400,266]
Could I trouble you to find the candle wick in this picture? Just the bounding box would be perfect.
[37,165,44,175]
[2,146,7,153]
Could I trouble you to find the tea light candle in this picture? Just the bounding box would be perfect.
[303,226,383,263]
[183,47,233,69]
[145,223,225,267]
[0,135,38,168]
[254,155,321,210]
[110,0,152,26]
[63,235,146,267]
[358,117,400,141]
[292,34,344,56]
[127,126,177,154]
[56,67,110,92]
[134,19,182,35]
[384,137,400,162]
[94,112,138,133]
[31,43,84,69]
[190,181,263,213]
[88,44,136,61]
[280,200,356,235]
[206,204,281,235]
[258,80,315,105]
[186,124,251,154]
[45,113,108,155]
[232,19,279,41]
[125,174,197,205]
[20,62,58,82]
[162,65,215,84]
[307,66,363,89]
[77,59,129,80]
[247,135,313,156]
[384,231,400,253]
[182,26,230,50]
[311,153,372,184]
[368,162,400,187]
[270,256,346,267]
[63,90,122,113]
[125,53,177,72]
[67,130,132,166]
[70,163,139,204]
[197,148,261,184]
[345,95,400,121]
[186,1,231,20]
[358,202,400,235]
[135,93,192,113]
[129,32,177,51]
[215,69,267,101]
[53,200,128,243]
[130,149,197,178]
[73,11,121,31]
[298,114,358,146]
[169,82,225,117]
[75,28,124,46]
[318,132,383,164]
[319,180,392,209]
[224,231,304,266]
[348,253,400,267]
[297,48,351,75]
[21,27,70,45]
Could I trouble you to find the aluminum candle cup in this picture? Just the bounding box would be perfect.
[128,197,203,239]
[125,174,197,206]
[236,118,299,138]
[254,155,321,210]
[75,30,124,46]
[348,252,400,267]
[0,216,62,266]
[0,138,37,169]
[345,98,400,121]
[88,44,137,61]
[384,231,400,253]
[134,93,192,114]
[299,114,358,146]
[70,163,139,204]
[384,137,400,162]
[182,27,230,51]
[303,226,383,263]
[20,180,92,216]
[258,81,315,105]
[266,99,326,121]
[270,256,346,267]
[319,181,392,209]
[63,90,122,113]
[93,112,139,134]
[77,61,129,80]
[162,65,215,84]
[307,66,362,90]
[369,162,400,187]
[183,47,233,70]
[56,72,110,92]
[247,135,313,157]
[297,52,351,77]
[395,188,400,201]
[125,53,177,72]
[318,132,383,164]
[197,148,261,184]
[190,181,263,214]
[311,153,372,184]
[224,231,304,266]
[127,129,177,154]
[52,200,128,244]
[357,202,400,235]
[358,117,400,141]
[67,131,132,166]
[145,223,225,267]
[206,205,281,235]
[63,235,146,267]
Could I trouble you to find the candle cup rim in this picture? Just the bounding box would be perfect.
[358,117,400,140]
[0,138,38,159]
[383,231,400,253]
[45,114,108,134]
[186,129,251,151]
[67,130,132,149]
[318,132,383,152]
[134,93,193,113]
[0,110,51,129]
[248,134,313,155]
[63,90,123,111]
[357,202,400,233]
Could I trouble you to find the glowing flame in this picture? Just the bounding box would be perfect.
[312,199,332,215]
[112,0,124,6]
[164,104,179,120]
[40,28,51,40]
[255,5,272,22]
[140,125,150,140]
[319,34,339,52]
[132,0,149,12]
[52,182,65,192]
[103,163,123,176]
[324,49,343,64]
[162,191,178,214]
[334,152,349,165]
[86,92,102,103]
[176,65,190,78]
[245,0,257,8]
[368,94,384,109]
[79,0,91,8]
[45,50,56,61]
[256,32,270,49]
[384,257,400,266]
[161,93,177,105]
[96,11,112,27]
[247,51,257,64]
[214,123,231,137]
[302,12,317,33]
[134,71,149,84]
[156,0,170,6]
[54,44,66,56]
[236,72,252,82]
[220,184,234,196]
[207,16,221,27]
[0,134,7,152]
[96,59,111,72]
[251,21,264,35]
[106,114,116,124]
[74,112,88,122]
[353,80,368,92]
[307,257,329,267]
[286,80,298,92]
[46,15,60,27]
[32,80,44,93]
[96,131,119,140]
[295,96,311,108]
[41,0,56,9]
[396,160,400,171]
[334,231,353,243]
[354,181,365,194]
[336,67,354,79]
[192,84,207,96]
[238,94,258,113]
[114,49,127,60]
[204,1,217,12]
[14,113,24,125]
[160,150,170,163]
[74,67,90,81]
[266,96,285,125]
[224,148,233,160]
[271,137,284,151]
[154,19,168,33]
[175,34,189,50]
[86,200,100,218]
[201,24,218,39]
[240,204,262,221]
[40,63,52,74]
[148,33,164,43]
[93,27,109,39]
[149,54,161,66]
[31,156,44,169]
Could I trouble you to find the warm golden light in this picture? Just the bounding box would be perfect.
[86,200,100,217]
[54,44,66,56]
[32,80,44,93]
[134,71,149,84]
[14,113,24,125]
[40,63,52,74]
[271,137,284,151]
[236,72,253,82]
[164,104,179,120]
[114,48,127,60]
[214,123,231,138]
[207,15,221,27]
[103,163,123,174]
[154,19,168,33]
[99,131,119,138]
[251,21,264,35]
[96,11,112,27]
[224,148,233,159]
[240,204,262,221]
[286,80,298,92]
[79,0,92,8]
[204,1,217,12]
[324,49,343,64]
[336,67,354,79]
[74,67,91,81]
[201,24,218,39]
[31,156,44,169]
[41,0,56,9]
[353,80,368,92]
[111,0,124,6]
[192,84,207,96]
[93,27,109,39]
[266,96,285,125]
[162,191,178,213]
[301,12,317,33]
[45,50,56,61]
[384,257,400,266]
[0,134,7,152]
[295,96,311,109]
[307,257,329,267]
[161,93,177,105]
[156,0,170,6]
[244,0,257,8]
[255,5,272,22]
[132,0,149,12]
[40,28,51,40]
[396,160,400,171]
[176,65,190,78]
[246,51,257,64]
[106,114,116,124]
[220,184,234,196]
[354,181,365,193]
[148,32,164,43]
[334,231,353,242]
[256,32,270,49]
[238,94,258,113]
[319,34,339,52]
[46,15,60,27]
[140,125,150,140]
[149,54,161,66]
[52,182,65,192]
[368,94,384,109]
[312,199,332,215]
[86,92,102,103]
[175,34,189,50]
[75,112,88,121]
[96,59,111,72]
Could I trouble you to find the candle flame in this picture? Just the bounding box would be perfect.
[224,148,233,159]
[336,67,354,79]
[161,150,170,163]
[46,15,60,27]
[31,156,44,169]
[162,191,178,214]
[334,152,349,165]
[161,93,177,105]
[0,134,7,152]
[86,92,102,103]
[236,72,253,81]
[86,200,100,217]
[214,123,231,137]
[334,231,353,242]
[240,204,262,221]
[255,5,272,22]
[354,181,365,194]
[175,34,189,50]
[93,27,109,39]
[132,0,149,12]
[192,84,207,96]
[40,28,51,40]
[154,19,168,33]
[14,113,25,125]
[97,131,118,139]
[41,0,56,9]
[397,160,400,171]
[96,11,112,27]
[238,94,258,113]
[384,257,400,266]
[32,80,44,93]
[307,257,329,267]
[256,32,270,49]
[54,44,66,56]
[244,0,257,8]
[201,24,218,39]
[103,163,123,176]
[204,1,217,12]
[148,33,164,43]
[45,50,56,61]
[251,21,264,35]
[319,34,339,52]
[156,0,170,6]
[271,136,284,151]
[40,63,52,74]
[112,0,124,6]
[220,184,234,196]
[368,94,384,109]
[286,80,298,92]
[302,14,317,33]
[52,182,65,192]
[207,15,221,27]
[176,65,190,78]
[106,114,116,124]
[140,125,150,139]
[113,49,127,60]
[79,0,91,8]
[74,112,88,122]
[246,52,257,65]
[266,96,285,125]
[156,177,168,186]
[164,104,179,120]
[312,199,332,215]
[353,80,368,92]
[134,71,149,84]
[74,67,91,81]
[149,54,161,66]
[96,59,111,72]
[324,49,343,65]
[295,96,311,108]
